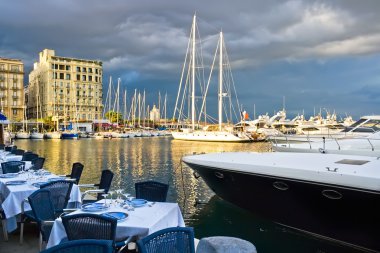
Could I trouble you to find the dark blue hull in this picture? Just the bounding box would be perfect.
[184,162,380,252]
[61,133,79,139]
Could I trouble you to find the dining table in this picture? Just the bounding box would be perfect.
[47,199,185,248]
[0,171,81,232]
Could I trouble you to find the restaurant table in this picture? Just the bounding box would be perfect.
[47,200,185,248]
[0,172,81,232]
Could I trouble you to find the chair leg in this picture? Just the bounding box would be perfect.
[39,233,43,252]
[1,219,8,241]
[19,222,24,244]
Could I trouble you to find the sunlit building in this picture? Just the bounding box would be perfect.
[27,49,103,122]
[149,104,160,122]
[0,57,25,121]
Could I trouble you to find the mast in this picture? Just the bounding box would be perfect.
[123,89,127,126]
[191,14,196,130]
[218,31,223,131]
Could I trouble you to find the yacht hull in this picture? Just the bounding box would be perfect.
[183,161,380,252]
[172,131,252,142]
[61,133,78,139]
[30,132,44,139]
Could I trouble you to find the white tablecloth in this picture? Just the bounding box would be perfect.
[47,201,185,248]
[0,173,81,232]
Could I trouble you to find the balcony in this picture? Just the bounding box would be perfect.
[11,86,20,90]
[12,95,19,99]
[0,85,7,89]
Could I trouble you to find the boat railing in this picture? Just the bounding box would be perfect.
[270,135,380,152]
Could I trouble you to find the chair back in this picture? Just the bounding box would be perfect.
[4,146,12,152]
[40,239,114,253]
[28,189,56,242]
[11,149,24,155]
[135,181,169,202]
[62,213,117,241]
[1,161,25,174]
[70,162,84,184]
[22,152,39,161]
[31,157,45,170]
[0,144,5,150]
[97,170,114,200]
[41,180,73,213]
[137,227,195,253]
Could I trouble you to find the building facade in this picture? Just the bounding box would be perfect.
[27,49,103,122]
[0,58,25,121]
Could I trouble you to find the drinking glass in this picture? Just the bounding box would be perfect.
[101,193,109,207]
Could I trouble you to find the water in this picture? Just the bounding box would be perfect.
[15,137,365,253]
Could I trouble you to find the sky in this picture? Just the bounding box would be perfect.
[1,0,380,121]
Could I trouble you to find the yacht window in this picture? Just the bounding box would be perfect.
[335,159,369,165]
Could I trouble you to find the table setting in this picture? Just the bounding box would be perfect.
[0,168,81,232]
[47,190,185,248]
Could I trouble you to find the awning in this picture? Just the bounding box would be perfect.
[0,113,9,124]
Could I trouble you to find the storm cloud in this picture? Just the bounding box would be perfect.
[1,0,380,119]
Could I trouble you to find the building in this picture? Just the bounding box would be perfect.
[27,49,103,123]
[149,104,160,122]
[0,57,25,122]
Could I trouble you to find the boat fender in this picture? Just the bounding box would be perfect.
[319,148,326,154]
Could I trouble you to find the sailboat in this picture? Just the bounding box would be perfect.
[45,70,61,139]
[172,15,252,142]
[30,79,44,139]
[16,104,30,139]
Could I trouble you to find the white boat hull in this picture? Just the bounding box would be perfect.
[44,132,62,139]
[172,130,252,142]
[16,132,30,139]
[30,132,44,139]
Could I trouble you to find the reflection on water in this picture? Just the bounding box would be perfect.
[15,137,359,253]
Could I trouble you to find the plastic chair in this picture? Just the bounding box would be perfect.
[137,227,195,253]
[20,180,73,244]
[40,239,114,253]
[31,157,45,170]
[66,162,84,184]
[135,181,169,202]
[1,161,25,174]
[21,152,39,161]
[80,170,114,203]
[62,213,131,252]
[28,189,56,251]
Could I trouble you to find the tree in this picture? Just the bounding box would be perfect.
[105,111,123,123]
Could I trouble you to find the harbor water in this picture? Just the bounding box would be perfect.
[15,137,365,253]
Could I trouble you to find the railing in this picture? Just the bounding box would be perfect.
[270,134,380,153]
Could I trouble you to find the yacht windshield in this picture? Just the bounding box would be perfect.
[343,119,380,133]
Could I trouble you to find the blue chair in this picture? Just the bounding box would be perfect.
[40,239,114,253]
[80,169,114,204]
[28,189,56,251]
[66,162,84,184]
[135,181,169,202]
[20,180,74,244]
[1,161,25,174]
[21,152,39,161]
[137,227,195,253]
[31,157,45,171]
[62,213,131,252]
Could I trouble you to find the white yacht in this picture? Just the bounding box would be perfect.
[183,151,380,252]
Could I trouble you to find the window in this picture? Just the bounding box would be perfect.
[76,74,80,80]
[95,68,98,74]
[66,74,71,80]
[13,100,17,106]
[59,65,64,70]
[13,109,17,115]
[59,73,64,79]
[88,68,92,73]
[95,76,98,82]
[82,75,86,81]
[11,65,19,71]
[82,67,86,72]
[66,65,70,71]
[76,66,81,72]
[89,76,92,81]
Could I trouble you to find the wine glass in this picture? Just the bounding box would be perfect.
[108,190,115,206]
[101,193,109,207]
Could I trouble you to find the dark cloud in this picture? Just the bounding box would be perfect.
[1,0,380,119]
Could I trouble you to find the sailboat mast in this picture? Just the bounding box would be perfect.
[191,14,196,130]
[218,31,223,131]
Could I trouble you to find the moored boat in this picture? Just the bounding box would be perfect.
[183,151,380,252]
[44,131,62,139]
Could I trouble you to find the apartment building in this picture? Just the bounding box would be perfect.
[0,58,25,121]
[27,49,103,122]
